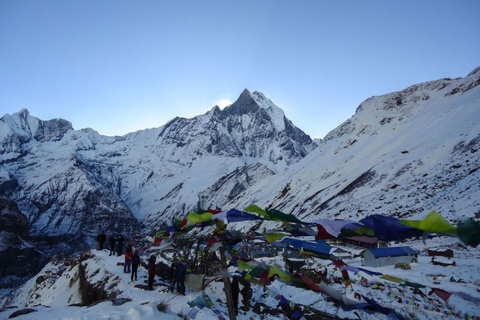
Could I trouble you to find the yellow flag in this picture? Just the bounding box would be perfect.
[262,232,289,243]
[268,266,292,282]
[187,211,213,223]
[400,211,457,234]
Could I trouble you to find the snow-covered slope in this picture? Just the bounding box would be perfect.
[227,68,480,224]
[1,238,479,320]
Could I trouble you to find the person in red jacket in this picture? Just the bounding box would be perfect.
[148,255,156,290]
[124,243,132,273]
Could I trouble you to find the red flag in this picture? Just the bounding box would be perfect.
[294,274,327,294]
[315,224,336,240]
[429,288,452,301]
[332,260,347,268]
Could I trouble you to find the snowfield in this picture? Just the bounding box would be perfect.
[1,234,479,320]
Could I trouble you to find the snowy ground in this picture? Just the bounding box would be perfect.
[1,236,479,320]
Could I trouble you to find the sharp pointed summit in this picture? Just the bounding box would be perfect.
[222,88,259,116]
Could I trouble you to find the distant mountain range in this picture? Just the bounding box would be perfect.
[1,68,479,288]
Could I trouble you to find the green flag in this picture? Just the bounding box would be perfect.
[457,219,480,247]
[244,204,271,219]
[266,209,304,224]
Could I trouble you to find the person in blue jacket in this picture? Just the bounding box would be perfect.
[175,261,187,295]
[148,255,156,290]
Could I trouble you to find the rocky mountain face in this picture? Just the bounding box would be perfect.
[226,67,480,224]
[0,194,45,288]
[0,89,316,287]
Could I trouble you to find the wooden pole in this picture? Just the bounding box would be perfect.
[220,247,237,320]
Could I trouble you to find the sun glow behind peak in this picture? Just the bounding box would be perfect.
[215,99,232,110]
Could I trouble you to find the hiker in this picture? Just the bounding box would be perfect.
[116,234,124,256]
[95,234,100,250]
[131,250,140,281]
[231,277,240,315]
[124,243,133,273]
[175,261,187,295]
[148,255,156,290]
[97,231,106,250]
[170,260,177,291]
[240,281,252,311]
[109,235,116,256]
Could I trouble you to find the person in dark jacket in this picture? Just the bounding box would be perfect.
[175,261,187,295]
[170,260,177,292]
[131,250,140,281]
[148,255,156,290]
[240,281,252,311]
[231,277,240,315]
[97,231,106,250]
[116,235,124,256]
[109,236,116,256]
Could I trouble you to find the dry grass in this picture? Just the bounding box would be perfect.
[176,306,189,319]
[156,296,174,312]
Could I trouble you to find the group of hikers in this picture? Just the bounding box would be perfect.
[96,231,192,292]
[169,258,187,294]
[95,231,186,291]
[96,232,141,281]
[146,255,188,293]
[164,250,252,314]
[95,231,126,257]
[95,231,252,314]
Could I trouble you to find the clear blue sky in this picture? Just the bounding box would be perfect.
[1,1,479,139]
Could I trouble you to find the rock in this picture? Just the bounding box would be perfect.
[394,263,411,270]
[8,308,36,318]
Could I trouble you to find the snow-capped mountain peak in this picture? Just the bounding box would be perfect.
[216,89,287,133]
[1,108,73,144]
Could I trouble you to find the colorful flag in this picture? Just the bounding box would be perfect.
[341,269,351,287]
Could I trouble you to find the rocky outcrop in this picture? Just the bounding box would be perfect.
[0,251,122,308]
[0,193,49,289]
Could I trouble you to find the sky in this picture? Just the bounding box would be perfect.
[1,1,479,139]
